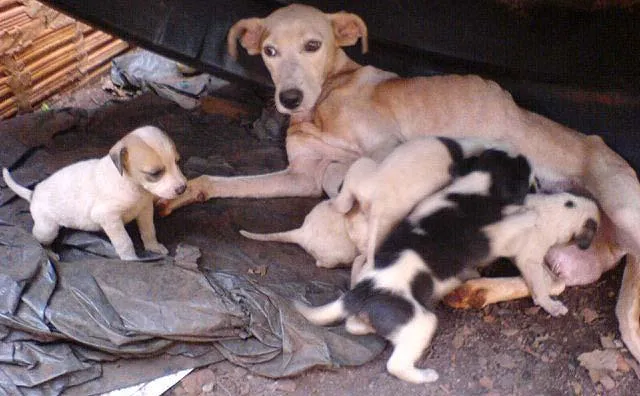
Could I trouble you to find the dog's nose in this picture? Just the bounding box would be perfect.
[175,184,187,195]
[279,89,303,110]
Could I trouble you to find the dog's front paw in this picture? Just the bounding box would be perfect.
[534,297,568,317]
[443,284,488,309]
[145,242,169,255]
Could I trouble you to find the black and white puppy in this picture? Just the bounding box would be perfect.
[296,149,533,384]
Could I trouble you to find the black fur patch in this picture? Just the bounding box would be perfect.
[343,279,414,337]
[378,197,493,279]
[410,271,435,310]
[437,137,464,177]
[377,149,531,279]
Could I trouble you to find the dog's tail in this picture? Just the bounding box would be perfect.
[2,168,33,202]
[239,228,302,244]
[294,298,348,326]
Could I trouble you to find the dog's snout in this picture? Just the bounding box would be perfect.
[175,184,187,195]
[279,89,303,110]
[575,218,598,250]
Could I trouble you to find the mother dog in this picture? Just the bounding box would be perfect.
[158,3,640,361]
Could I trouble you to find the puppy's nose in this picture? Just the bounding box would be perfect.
[175,184,187,195]
[279,89,303,110]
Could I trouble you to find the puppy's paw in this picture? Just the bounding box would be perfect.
[534,297,568,317]
[345,315,375,335]
[387,366,439,384]
[443,284,488,309]
[118,252,140,261]
[145,242,169,255]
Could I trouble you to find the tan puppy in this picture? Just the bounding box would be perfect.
[240,199,368,269]
[157,4,640,360]
[2,126,186,261]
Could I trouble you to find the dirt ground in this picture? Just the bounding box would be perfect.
[40,78,640,396]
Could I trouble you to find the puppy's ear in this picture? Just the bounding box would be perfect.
[109,144,128,176]
[574,218,598,250]
[227,17,265,58]
[328,12,368,53]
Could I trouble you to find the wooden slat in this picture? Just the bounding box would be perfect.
[16,24,78,64]
[0,1,131,119]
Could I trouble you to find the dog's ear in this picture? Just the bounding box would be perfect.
[227,17,265,58]
[109,143,128,176]
[574,218,598,250]
[328,12,368,54]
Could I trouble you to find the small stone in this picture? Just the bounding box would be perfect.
[581,308,599,324]
[181,368,216,394]
[202,382,214,392]
[479,376,493,389]
[272,379,297,392]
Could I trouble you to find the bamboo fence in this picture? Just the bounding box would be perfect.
[0,0,131,119]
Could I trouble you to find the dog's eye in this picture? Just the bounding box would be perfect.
[145,168,165,181]
[565,200,575,208]
[304,40,321,53]
[263,45,278,57]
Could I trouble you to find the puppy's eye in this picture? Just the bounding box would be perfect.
[565,200,575,208]
[263,45,277,57]
[304,40,321,53]
[144,168,165,181]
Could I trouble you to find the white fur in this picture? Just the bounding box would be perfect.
[484,192,600,316]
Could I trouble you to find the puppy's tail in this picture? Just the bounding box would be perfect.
[239,228,302,244]
[2,168,33,202]
[294,298,348,326]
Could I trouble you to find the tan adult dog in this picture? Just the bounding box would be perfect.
[3,125,187,261]
[157,4,640,361]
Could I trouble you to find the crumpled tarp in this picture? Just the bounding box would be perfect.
[0,96,385,395]
[110,49,230,109]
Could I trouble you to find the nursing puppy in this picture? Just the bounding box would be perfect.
[2,126,187,261]
[476,192,600,316]
[332,136,514,270]
[297,149,532,383]
[240,199,368,268]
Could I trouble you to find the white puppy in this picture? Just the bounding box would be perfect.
[480,192,600,316]
[332,136,515,270]
[2,125,187,261]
